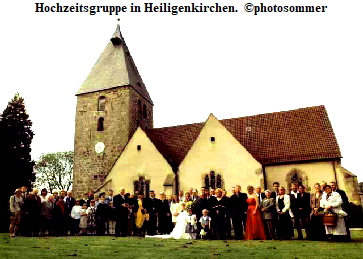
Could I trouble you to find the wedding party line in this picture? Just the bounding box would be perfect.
[8,181,351,241]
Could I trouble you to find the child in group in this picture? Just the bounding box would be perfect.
[86,200,97,235]
[199,209,211,239]
[185,208,198,239]
[79,203,88,235]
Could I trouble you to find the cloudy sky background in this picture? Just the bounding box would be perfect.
[1,0,362,181]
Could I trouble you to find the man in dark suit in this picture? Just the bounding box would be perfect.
[157,192,172,234]
[192,187,210,239]
[22,189,42,236]
[113,187,129,237]
[289,183,301,239]
[297,185,311,239]
[64,191,76,235]
[209,189,228,239]
[147,190,159,235]
[270,182,280,199]
[95,197,110,235]
[255,186,266,205]
[229,185,248,240]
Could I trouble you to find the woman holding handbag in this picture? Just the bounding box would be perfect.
[320,185,348,241]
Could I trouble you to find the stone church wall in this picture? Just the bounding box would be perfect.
[73,86,153,198]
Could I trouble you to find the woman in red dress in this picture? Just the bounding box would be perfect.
[245,185,267,240]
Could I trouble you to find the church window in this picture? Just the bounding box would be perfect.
[97,117,104,131]
[216,174,222,188]
[204,171,223,189]
[289,168,303,186]
[98,96,106,111]
[210,171,216,188]
[137,145,141,151]
[204,175,210,188]
[143,104,147,119]
[211,137,215,142]
[133,176,150,198]
[285,168,309,191]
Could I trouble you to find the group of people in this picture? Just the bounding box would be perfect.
[8,187,117,237]
[8,181,351,242]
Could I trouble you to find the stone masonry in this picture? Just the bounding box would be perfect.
[73,86,153,198]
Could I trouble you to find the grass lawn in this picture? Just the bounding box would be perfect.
[1,231,362,259]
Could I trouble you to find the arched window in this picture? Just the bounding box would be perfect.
[285,168,309,191]
[143,104,147,119]
[210,171,216,189]
[204,175,210,188]
[204,171,223,189]
[133,176,150,198]
[216,174,222,188]
[97,117,104,131]
[98,96,106,111]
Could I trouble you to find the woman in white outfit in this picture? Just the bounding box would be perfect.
[147,203,190,239]
[320,185,348,240]
[168,203,190,239]
[170,195,181,226]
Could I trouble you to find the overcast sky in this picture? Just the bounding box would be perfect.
[1,0,362,182]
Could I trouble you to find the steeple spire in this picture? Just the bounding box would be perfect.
[76,23,153,104]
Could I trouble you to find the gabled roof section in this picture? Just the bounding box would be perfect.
[145,105,341,167]
[146,122,205,169]
[220,105,341,164]
[76,24,153,104]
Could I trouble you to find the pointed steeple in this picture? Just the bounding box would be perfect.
[76,24,153,104]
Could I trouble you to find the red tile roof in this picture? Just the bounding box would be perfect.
[146,122,204,169]
[146,105,341,168]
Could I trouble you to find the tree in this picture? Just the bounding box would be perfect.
[34,151,74,193]
[0,93,35,184]
[0,93,34,231]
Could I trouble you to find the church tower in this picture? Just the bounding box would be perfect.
[73,24,153,197]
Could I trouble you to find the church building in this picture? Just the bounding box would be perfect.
[72,24,361,205]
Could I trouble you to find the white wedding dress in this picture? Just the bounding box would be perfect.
[146,211,190,239]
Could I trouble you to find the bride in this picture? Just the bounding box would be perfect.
[169,203,190,239]
[147,203,190,239]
